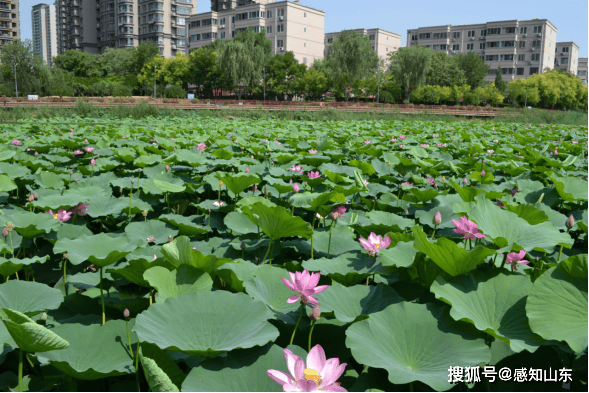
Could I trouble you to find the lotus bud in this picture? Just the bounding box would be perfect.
[565,215,575,230]
[433,211,442,226]
[69,170,73,175]
[34,193,38,199]
[131,178,135,184]
[218,181,224,187]
[63,254,67,259]
[293,183,300,193]
[240,242,246,250]
[405,209,409,216]
[387,162,391,166]
[34,151,38,156]
[2,227,7,237]
[463,178,468,185]
[142,210,148,217]
[123,309,130,319]
[310,306,321,321]
[165,165,170,171]
[480,170,485,177]
[74,178,78,182]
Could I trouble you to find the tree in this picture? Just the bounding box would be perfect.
[387,46,432,102]
[217,35,266,99]
[53,49,100,78]
[323,30,378,102]
[97,47,134,77]
[454,52,490,90]
[0,39,46,96]
[188,47,222,98]
[506,78,540,107]
[303,68,328,99]
[426,52,467,87]
[494,67,506,94]
[127,42,160,76]
[137,55,166,96]
[159,53,190,88]
[373,57,389,103]
[266,51,306,100]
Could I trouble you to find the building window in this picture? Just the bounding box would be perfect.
[411,34,417,41]
[466,43,473,51]
[178,6,191,14]
[452,44,459,50]
[266,10,272,18]
[369,34,375,40]
[501,27,516,34]
[531,53,540,61]
[530,67,539,74]
[487,41,499,48]
[516,68,524,75]
[467,30,475,37]
[500,54,514,61]
[578,70,587,76]
[304,27,306,32]
[531,40,541,47]
[277,39,284,47]
[480,29,487,37]
[488,69,498,75]
[277,24,284,33]
[479,43,485,50]
[266,26,272,34]
[453,31,460,38]
[485,55,498,61]
[501,41,515,47]
[519,41,525,48]
[220,32,225,39]
[518,54,525,61]
[562,58,569,65]
[419,32,430,39]
[432,44,448,51]
[277,8,284,17]
[501,68,514,74]
[327,37,332,44]
[304,42,306,48]
[487,28,500,35]
[178,17,185,25]
[562,46,569,53]
[433,32,447,39]
[304,12,306,17]
[533,26,542,34]
[177,27,185,35]
[519,27,527,34]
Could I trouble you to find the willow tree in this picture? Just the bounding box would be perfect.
[217,38,265,99]
[387,46,433,102]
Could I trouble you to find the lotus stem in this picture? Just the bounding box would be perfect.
[125,319,133,355]
[290,303,304,346]
[292,205,294,216]
[261,240,272,265]
[149,288,153,305]
[128,183,134,223]
[327,222,333,258]
[18,349,23,392]
[409,382,413,392]
[100,267,105,326]
[558,245,563,262]
[167,192,171,215]
[15,271,19,280]
[500,253,507,270]
[308,320,316,352]
[431,226,436,239]
[63,259,68,296]
[135,342,141,392]
[311,232,314,260]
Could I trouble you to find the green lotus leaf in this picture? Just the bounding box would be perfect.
[216,261,259,293]
[158,214,212,237]
[216,173,260,196]
[0,309,69,353]
[378,241,418,268]
[224,212,259,235]
[144,265,213,303]
[241,203,313,241]
[302,253,388,286]
[139,342,186,392]
[243,265,300,316]
[414,194,463,229]
[308,192,346,211]
[0,281,64,316]
[125,220,179,245]
[10,211,61,238]
[403,188,439,203]
[431,271,544,353]
[345,302,490,391]
[467,196,574,252]
[0,175,16,192]
[181,344,307,392]
[288,192,319,208]
[526,254,588,353]
[548,172,588,201]
[141,174,186,195]
[504,203,550,225]
[316,283,403,323]
[364,211,414,233]
[0,256,48,278]
[134,154,162,167]
[53,233,138,267]
[110,258,168,287]
[37,319,136,380]
[161,236,231,274]
[85,196,129,217]
[133,291,280,357]
[154,179,186,193]
[34,171,64,189]
[412,226,496,276]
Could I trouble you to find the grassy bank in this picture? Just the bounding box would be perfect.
[0,100,586,125]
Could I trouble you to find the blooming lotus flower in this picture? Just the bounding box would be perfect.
[487,150,494,154]
[85,147,95,153]
[267,345,347,392]
[12,140,21,146]
[289,165,303,172]
[84,139,89,144]
[400,182,413,186]
[364,141,371,145]
[73,150,84,156]
[426,177,435,186]
[451,216,486,239]
[505,250,530,271]
[399,135,405,140]
[399,144,405,148]
[69,202,89,216]
[281,269,329,305]
[391,137,397,142]
[359,232,391,256]
[309,149,318,155]
[363,179,369,186]
[213,201,225,207]
[293,183,300,193]
[307,171,321,179]
[45,209,72,223]
[421,144,429,148]
[331,205,346,220]
[316,213,324,220]
[196,142,207,151]
[245,167,249,173]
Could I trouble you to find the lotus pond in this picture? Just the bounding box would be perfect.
[0,117,587,392]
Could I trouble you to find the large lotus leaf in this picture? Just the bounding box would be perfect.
[0,175,17,192]
[125,220,179,245]
[158,214,212,237]
[364,211,414,233]
[181,344,307,392]
[161,236,231,274]
[0,281,63,316]
[412,226,496,276]
[431,271,544,353]
[513,179,559,206]
[133,291,280,357]
[134,154,162,167]
[0,309,69,353]
[308,225,363,256]
[216,173,261,196]
[414,194,463,229]
[0,256,48,278]
[316,283,403,323]
[10,211,60,238]
[53,233,138,267]
[241,203,312,241]
[85,196,129,217]
[548,173,588,201]
[378,241,418,268]
[110,258,168,287]
[403,188,440,204]
[526,255,588,353]
[216,261,259,293]
[154,179,186,193]
[34,171,64,189]
[302,253,389,286]
[141,174,186,195]
[467,196,573,252]
[504,203,550,225]
[288,192,320,208]
[308,192,346,211]
[345,302,490,391]
[144,265,213,303]
[224,212,260,235]
[139,342,186,392]
[243,265,300,316]
[38,319,137,380]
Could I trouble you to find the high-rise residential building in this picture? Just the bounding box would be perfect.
[407,19,558,81]
[56,0,196,57]
[0,0,19,47]
[577,57,587,85]
[210,0,272,12]
[32,3,57,64]
[187,0,325,66]
[324,28,401,61]
[554,42,579,75]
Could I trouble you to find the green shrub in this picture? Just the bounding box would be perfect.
[190,98,199,104]
[165,85,186,99]
[112,85,133,97]
[89,81,113,97]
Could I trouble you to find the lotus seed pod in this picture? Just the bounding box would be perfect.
[218,181,224,187]
[240,242,246,250]
[433,211,442,226]
[310,306,321,321]
[142,210,148,217]
[123,309,130,319]
[566,215,575,230]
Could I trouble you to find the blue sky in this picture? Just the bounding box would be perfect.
[19,0,588,57]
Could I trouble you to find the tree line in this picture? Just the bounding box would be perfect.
[0,31,586,110]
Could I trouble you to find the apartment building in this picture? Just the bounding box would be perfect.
[32,4,57,64]
[187,0,325,66]
[210,0,273,12]
[407,19,558,82]
[0,0,19,47]
[324,28,401,61]
[577,57,587,85]
[56,0,196,57]
[554,42,579,75]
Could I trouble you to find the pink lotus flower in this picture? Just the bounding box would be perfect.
[196,142,207,151]
[391,137,397,142]
[309,149,318,155]
[331,205,346,220]
[85,147,95,153]
[359,232,391,256]
[12,140,21,146]
[281,269,329,305]
[213,201,225,207]
[307,171,321,179]
[421,144,429,148]
[363,179,369,186]
[68,203,89,216]
[245,167,249,173]
[399,144,405,148]
[90,158,96,166]
[426,177,435,186]
[505,250,529,271]
[451,216,486,239]
[293,183,300,193]
[73,150,84,156]
[364,141,371,145]
[84,139,89,144]
[45,209,72,222]
[433,211,442,225]
[399,135,405,140]
[480,170,485,177]
[289,165,303,172]
[267,345,347,392]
